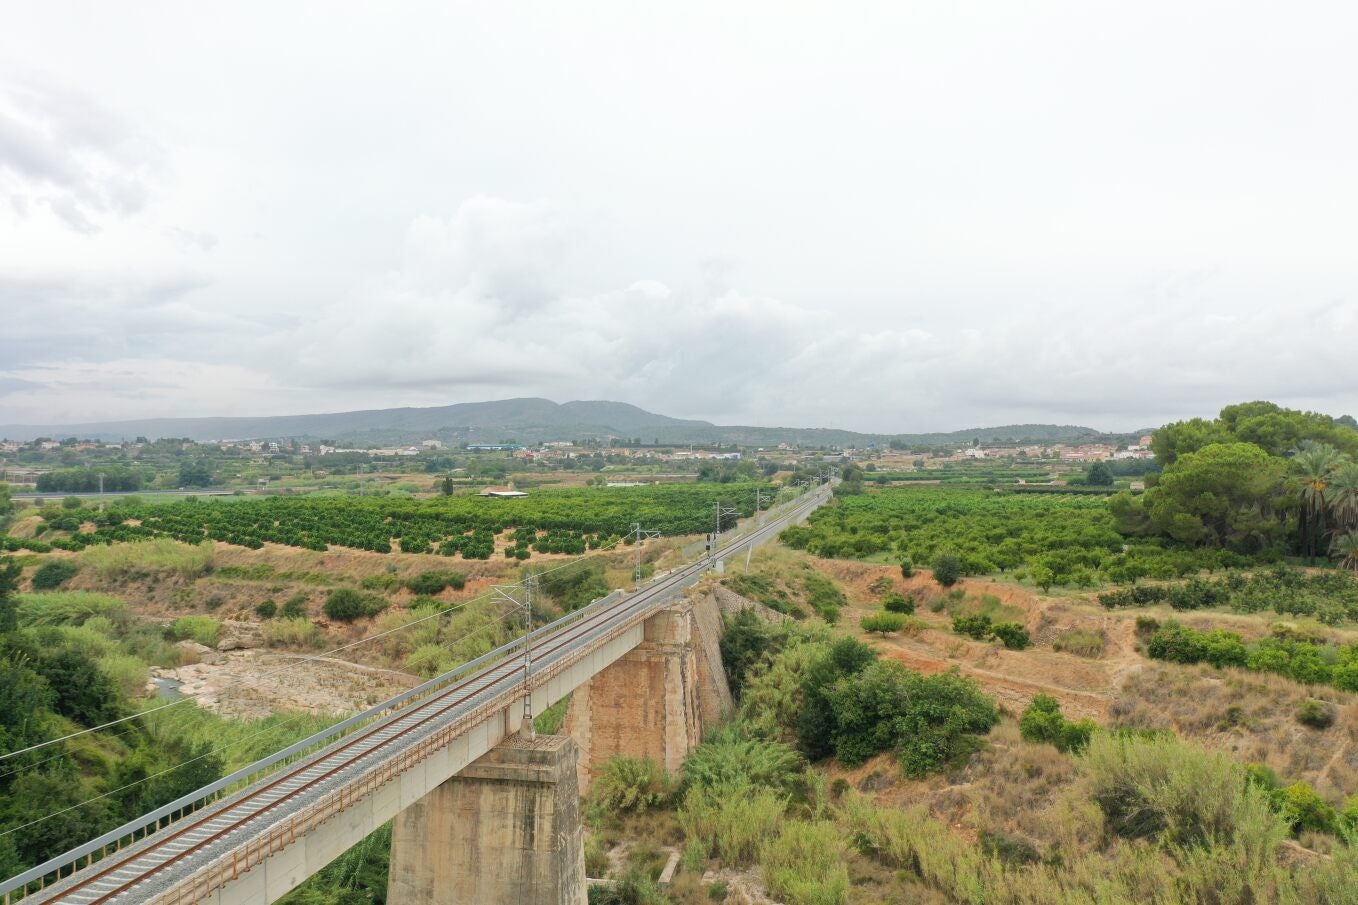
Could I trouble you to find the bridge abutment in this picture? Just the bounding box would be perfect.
[566,599,707,792]
[386,734,586,905]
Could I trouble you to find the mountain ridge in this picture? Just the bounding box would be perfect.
[0,398,1130,447]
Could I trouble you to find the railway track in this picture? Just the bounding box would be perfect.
[15,487,830,905]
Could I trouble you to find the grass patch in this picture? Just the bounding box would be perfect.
[81,539,214,579]
[1052,628,1106,658]
[262,617,321,648]
[172,615,220,648]
[17,591,127,627]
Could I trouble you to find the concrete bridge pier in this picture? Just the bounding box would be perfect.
[386,734,586,905]
[567,598,712,792]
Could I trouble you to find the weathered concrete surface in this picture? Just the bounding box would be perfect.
[387,735,586,905]
[566,600,704,792]
[691,591,733,728]
[193,627,641,905]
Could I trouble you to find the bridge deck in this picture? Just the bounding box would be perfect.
[9,487,831,905]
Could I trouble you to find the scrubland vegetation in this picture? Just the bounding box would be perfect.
[5,400,1358,903]
[584,607,1358,905]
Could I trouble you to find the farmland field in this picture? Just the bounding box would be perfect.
[780,486,1250,588]
[14,483,776,559]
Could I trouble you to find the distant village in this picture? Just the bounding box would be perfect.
[0,430,1156,492]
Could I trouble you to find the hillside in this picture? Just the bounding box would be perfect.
[0,398,1120,448]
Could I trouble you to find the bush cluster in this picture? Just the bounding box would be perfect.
[1145,621,1358,690]
[30,560,79,590]
[1100,568,1358,625]
[860,613,908,635]
[321,588,389,622]
[820,657,999,776]
[950,613,1030,649]
[882,591,914,614]
[402,569,467,595]
[1019,694,1096,753]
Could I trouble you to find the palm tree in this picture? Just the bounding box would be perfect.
[1324,461,1358,532]
[1331,529,1358,573]
[1291,441,1343,564]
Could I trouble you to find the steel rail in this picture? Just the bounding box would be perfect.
[13,486,830,905]
[35,585,657,905]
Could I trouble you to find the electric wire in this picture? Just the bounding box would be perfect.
[0,528,644,764]
[0,599,525,841]
[0,485,817,850]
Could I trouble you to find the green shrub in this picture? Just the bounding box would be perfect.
[825,660,998,776]
[991,622,1030,649]
[860,613,908,635]
[720,608,792,699]
[682,727,805,796]
[279,594,308,619]
[952,613,993,640]
[31,559,79,590]
[322,588,388,622]
[589,756,676,814]
[1279,781,1337,834]
[403,570,467,595]
[881,591,914,614]
[254,599,278,619]
[172,615,220,648]
[1019,694,1096,753]
[1135,615,1161,637]
[1296,699,1335,729]
[797,637,876,761]
[707,880,728,900]
[899,558,914,579]
[931,551,962,587]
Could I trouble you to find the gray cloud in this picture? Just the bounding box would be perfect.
[1,3,1356,431]
[0,75,160,232]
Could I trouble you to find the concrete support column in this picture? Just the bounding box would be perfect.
[387,735,586,905]
[567,600,703,793]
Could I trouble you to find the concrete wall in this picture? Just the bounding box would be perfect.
[387,735,585,905]
[184,624,643,905]
[566,599,705,793]
[690,591,733,728]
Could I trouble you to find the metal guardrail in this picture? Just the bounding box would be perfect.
[0,590,624,902]
[1,484,831,903]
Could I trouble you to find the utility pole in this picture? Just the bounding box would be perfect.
[491,578,538,739]
[632,522,660,591]
[711,501,737,565]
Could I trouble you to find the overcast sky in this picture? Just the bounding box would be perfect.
[2,2,1356,434]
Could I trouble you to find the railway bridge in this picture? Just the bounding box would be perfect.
[2,485,833,905]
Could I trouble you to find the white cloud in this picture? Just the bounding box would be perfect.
[0,76,160,232]
[1,3,1357,432]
